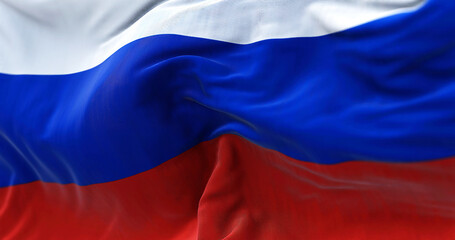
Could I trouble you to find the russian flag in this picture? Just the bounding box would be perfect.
[0,0,454,239]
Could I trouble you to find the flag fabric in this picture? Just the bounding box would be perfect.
[0,0,454,239]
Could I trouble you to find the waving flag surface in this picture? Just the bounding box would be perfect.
[0,0,454,239]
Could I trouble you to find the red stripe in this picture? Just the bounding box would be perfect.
[1,134,454,239]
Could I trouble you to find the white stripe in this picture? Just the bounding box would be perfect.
[0,0,425,74]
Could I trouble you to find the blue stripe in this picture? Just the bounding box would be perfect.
[1,0,455,187]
